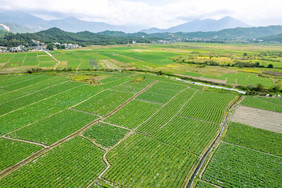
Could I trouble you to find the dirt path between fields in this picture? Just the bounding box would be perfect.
[0,81,157,180]
[176,74,227,85]
[43,51,61,69]
[1,136,49,148]
[160,90,198,129]
[231,105,282,133]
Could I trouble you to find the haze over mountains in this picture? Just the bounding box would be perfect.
[0,11,253,34]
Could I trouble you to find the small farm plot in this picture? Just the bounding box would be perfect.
[0,138,42,171]
[0,83,106,135]
[202,142,282,188]
[179,91,235,124]
[0,76,69,104]
[8,109,99,145]
[105,100,161,129]
[84,122,129,148]
[136,81,187,104]
[225,122,282,156]
[241,96,282,112]
[0,137,106,187]
[103,133,198,188]
[73,90,134,116]
[231,105,282,133]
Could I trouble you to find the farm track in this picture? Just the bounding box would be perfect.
[1,136,48,148]
[0,80,69,105]
[134,86,190,131]
[222,141,282,158]
[43,50,61,69]
[0,83,83,117]
[0,76,54,97]
[186,96,242,188]
[0,81,157,180]
[160,90,198,129]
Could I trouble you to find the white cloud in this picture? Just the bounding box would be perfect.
[1,0,282,27]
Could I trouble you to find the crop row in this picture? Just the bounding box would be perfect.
[179,91,235,124]
[0,77,130,135]
[137,88,197,135]
[0,80,77,115]
[104,133,197,188]
[225,122,282,156]
[84,122,129,148]
[0,137,106,187]
[202,142,282,187]
[74,90,133,116]
[152,116,219,155]
[0,138,42,171]
[0,75,69,104]
[8,109,98,145]
[241,96,282,112]
[105,100,161,129]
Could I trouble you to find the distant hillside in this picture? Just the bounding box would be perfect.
[0,22,34,33]
[173,25,282,41]
[142,16,250,33]
[0,11,144,33]
[259,33,282,42]
[0,27,157,47]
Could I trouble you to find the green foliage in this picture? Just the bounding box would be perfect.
[74,90,133,116]
[225,122,282,156]
[105,100,161,129]
[179,91,235,124]
[84,122,129,148]
[241,96,282,112]
[8,110,98,145]
[0,138,42,171]
[202,142,282,188]
[104,134,198,187]
[0,137,106,187]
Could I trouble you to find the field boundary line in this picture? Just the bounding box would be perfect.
[0,84,84,117]
[99,121,132,131]
[160,90,198,129]
[0,76,53,96]
[134,86,189,131]
[0,80,156,180]
[1,136,49,148]
[200,179,222,188]
[86,81,158,188]
[184,95,242,188]
[43,50,61,69]
[20,54,27,67]
[196,96,245,181]
[179,115,218,125]
[70,108,103,118]
[1,76,35,89]
[222,141,282,159]
[0,80,70,105]
[134,98,163,105]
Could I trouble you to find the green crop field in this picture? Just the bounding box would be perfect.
[0,42,281,187]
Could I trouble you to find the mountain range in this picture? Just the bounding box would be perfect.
[141,16,250,33]
[0,11,251,34]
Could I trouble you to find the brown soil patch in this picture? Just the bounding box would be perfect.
[176,74,227,84]
[231,105,282,133]
[131,49,150,52]
[161,48,192,53]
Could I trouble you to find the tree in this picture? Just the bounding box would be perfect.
[47,43,54,50]
[267,64,273,68]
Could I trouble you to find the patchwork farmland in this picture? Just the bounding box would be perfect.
[0,43,281,187]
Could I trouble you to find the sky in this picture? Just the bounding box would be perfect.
[1,0,282,28]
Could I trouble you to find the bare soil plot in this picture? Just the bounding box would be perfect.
[176,74,227,84]
[231,105,282,133]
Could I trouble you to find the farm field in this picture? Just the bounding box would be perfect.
[0,42,281,89]
[0,71,242,187]
[0,43,281,188]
